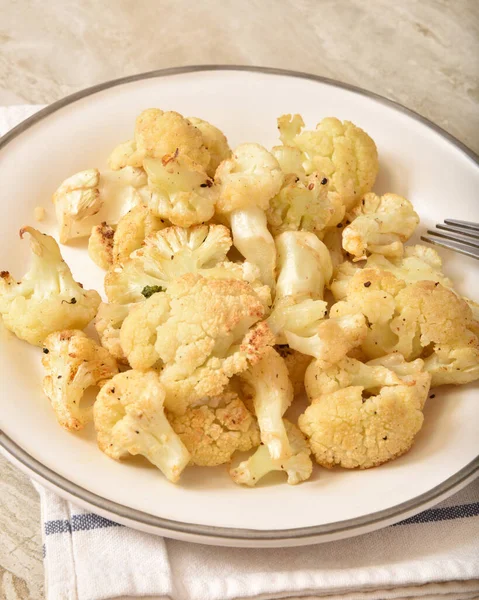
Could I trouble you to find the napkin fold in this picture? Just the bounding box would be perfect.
[2,105,479,600]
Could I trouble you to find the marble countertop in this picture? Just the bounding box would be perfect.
[1,0,478,597]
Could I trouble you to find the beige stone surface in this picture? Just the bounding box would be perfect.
[0,0,478,598]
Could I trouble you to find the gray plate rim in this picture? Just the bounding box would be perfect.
[1,64,478,543]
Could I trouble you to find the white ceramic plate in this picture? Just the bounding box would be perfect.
[1,66,478,547]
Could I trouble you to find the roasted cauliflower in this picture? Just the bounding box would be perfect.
[267,172,333,236]
[112,204,166,264]
[342,193,420,260]
[134,108,210,169]
[278,115,378,211]
[239,347,293,460]
[88,222,115,270]
[0,227,100,346]
[94,302,136,363]
[276,345,312,396]
[215,143,283,289]
[105,224,232,303]
[52,167,148,243]
[168,393,260,466]
[42,330,118,431]
[143,152,217,227]
[120,273,275,414]
[230,420,312,486]
[300,354,431,468]
[187,116,231,177]
[94,370,191,482]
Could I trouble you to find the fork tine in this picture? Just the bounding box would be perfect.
[444,219,479,232]
[426,229,479,249]
[436,223,479,240]
[421,235,479,260]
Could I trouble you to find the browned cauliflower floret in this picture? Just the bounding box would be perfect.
[42,330,118,431]
[0,227,100,346]
[342,193,419,260]
[94,370,191,482]
[333,269,479,385]
[230,420,312,486]
[168,393,260,466]
[112,204,166,264]
[135,108,210,169]
[299,354,431,469]
[105,224,232,303]
[330,245,452,302]
[120,273,275,414]
[88,222,115,270]
[392,281,479,385]
[276,345,312,396]
[187,116,231,177]
[278,115,378,211]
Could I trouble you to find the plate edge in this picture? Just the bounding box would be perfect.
[1,64,478,543]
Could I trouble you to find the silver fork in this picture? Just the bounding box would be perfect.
[421,219,479,260]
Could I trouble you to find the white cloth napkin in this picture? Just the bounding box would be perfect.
[2,105,479,600]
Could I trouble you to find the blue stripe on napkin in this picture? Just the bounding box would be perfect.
[44,502,479,537]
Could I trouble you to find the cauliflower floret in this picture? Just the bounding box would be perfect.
[143,152,217,227]
[93,370,191,482]
[229,207,277,291]
[284,311,368,368]
[276,345,312,396]
[94,302,137,364]
[299,354,431,469]
[391,281,479,384]
[305,353,413,400]
[105,224,232,303]
[216,143,283,215]
[230,420,312,486]
[134,108,210,169]
[365,245,452,289]
[168,394,260,466]
[266,172,333,236]
[278,115,378,211]
[112,204,166,264]
[271,145,307,181]
[0,227,100,346]
[215,144,283,289]
[335,272,479,385]
[187,116,231,177]
[331,245,450,304]
[42,330,118,431]
[322,227,347,271]
[120,273,275,414]
[108,139,143,170]
[331,268,406,328]
[53,167,148,243]
[275,231,333,302]
[239,347,293,460]
[52,169,101,243]
[423,345,479,386]
[342,193,419,260]
[268,230,364,365]
[88,222,115,270]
